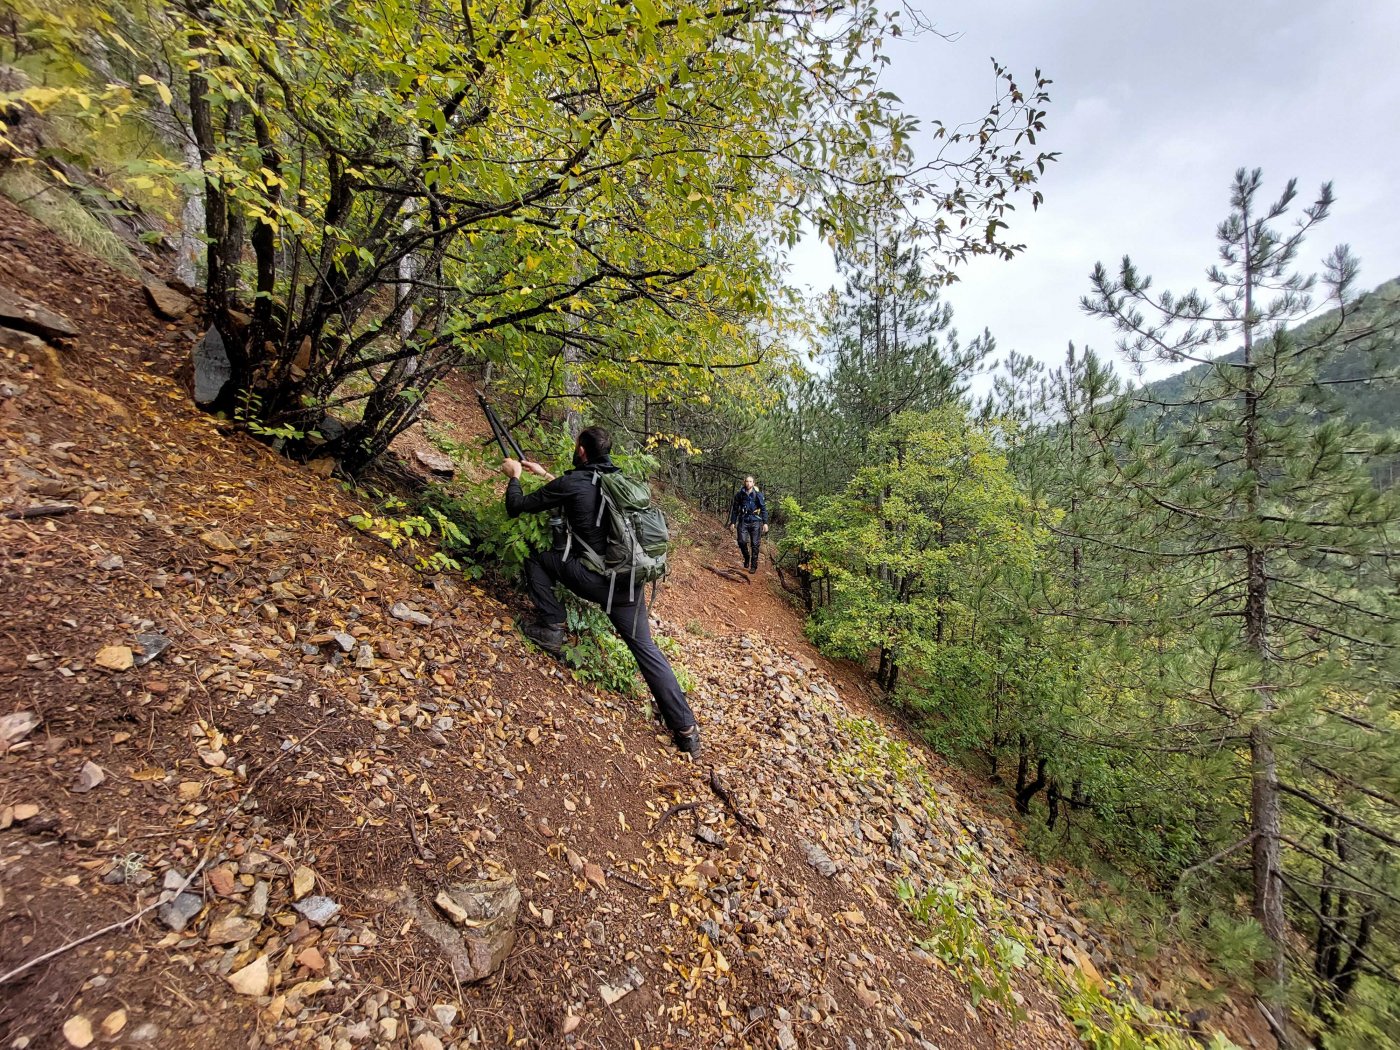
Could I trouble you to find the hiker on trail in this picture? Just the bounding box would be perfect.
[728,475,768,574]
[501,426,701,757]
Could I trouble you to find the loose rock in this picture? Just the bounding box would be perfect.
[293,895,341,927]
[0,711,39,749]
[0,285,79,341]
[72,760,106,793]
[159,893,202,932]
[207,911,261,945]
[415,448,455,476]
[391,602,433,627]
[227,955,270,997]
[800,839,839,877]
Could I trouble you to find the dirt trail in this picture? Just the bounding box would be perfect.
[0,196,1264,1050]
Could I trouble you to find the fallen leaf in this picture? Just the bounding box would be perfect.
[12,803,39,821]
[562,1013,582,1034]
[288,977,332,1000]
[583,863,607,891]
[100,1009,127,1036]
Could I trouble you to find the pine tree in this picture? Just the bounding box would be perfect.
[1081,168,1400,1038]
[824,229,993,458]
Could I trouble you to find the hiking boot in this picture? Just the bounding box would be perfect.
[673,725,702,758]
[521,621,565,655]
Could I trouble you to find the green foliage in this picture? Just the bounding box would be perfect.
[1072,171,1400,1030]
[752,170,1400,1041]
[830,716,936,802]
[7,0,1054,472]
[235,388,309,442]
[1058,977,1236,1050]
[345,496,472,575]
[896,878,1030,1013]
[560,599,640,696]
[0,168,143,277]
[428,481,547,578]
[786,408,1042,694]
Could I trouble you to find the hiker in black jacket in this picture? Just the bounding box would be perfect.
[728,475,767,574]
[501,426,701,757]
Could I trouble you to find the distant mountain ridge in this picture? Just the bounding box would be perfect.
[1135,276,1400,434]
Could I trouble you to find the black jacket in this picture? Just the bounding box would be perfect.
[506,458,620,554]
[729,486,767,526]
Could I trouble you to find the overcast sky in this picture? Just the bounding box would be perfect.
[785,0,1400,386]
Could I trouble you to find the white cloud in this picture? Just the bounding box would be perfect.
[784,0,1400,386]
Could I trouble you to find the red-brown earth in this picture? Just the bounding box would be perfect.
[0,195,1270,1050]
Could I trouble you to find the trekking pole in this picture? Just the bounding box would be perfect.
[476,392,524,461]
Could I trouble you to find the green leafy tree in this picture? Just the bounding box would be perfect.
[786,409,1041,693]
[7,0,1053,471]
[822,228,995,457]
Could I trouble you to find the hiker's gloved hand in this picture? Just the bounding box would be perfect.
[762,524,769,534]
[502,457,523,479]
[522,459,552,479]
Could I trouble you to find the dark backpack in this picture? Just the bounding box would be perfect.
[569,471,669,612]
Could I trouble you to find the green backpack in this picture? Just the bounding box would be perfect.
[569,470,670,612]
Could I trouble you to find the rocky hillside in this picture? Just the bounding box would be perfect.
[0,195,1268,1050]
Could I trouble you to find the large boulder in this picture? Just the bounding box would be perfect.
[415,448,455,477]
[142,279,192,321]
[0,285,78,342]
[192,326,231,405]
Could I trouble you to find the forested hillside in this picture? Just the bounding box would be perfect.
[1139,276,1400,468]
[2,1,1398,1048]
[742,174,1400,1048]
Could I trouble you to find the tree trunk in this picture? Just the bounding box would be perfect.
[175,139,204,288]
[563,340,582,432]
[1016,757,1048,815]
[1239,209,1290,1033]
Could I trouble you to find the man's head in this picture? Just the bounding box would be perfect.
[743,475,755,491]
[574,426,613,466]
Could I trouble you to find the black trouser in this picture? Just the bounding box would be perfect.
[736,520,763,570]
[522,551,696,734]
